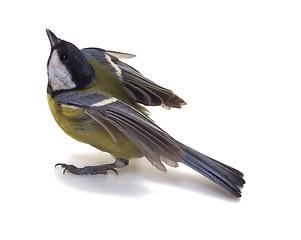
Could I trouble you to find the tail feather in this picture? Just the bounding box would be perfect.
[171,137,245,197]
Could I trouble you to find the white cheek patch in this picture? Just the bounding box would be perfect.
[47,50,76,91]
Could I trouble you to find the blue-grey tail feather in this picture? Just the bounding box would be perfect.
[170,136,245,197]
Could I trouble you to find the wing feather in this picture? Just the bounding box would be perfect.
[81,48,186,108]
[55,92,184,171]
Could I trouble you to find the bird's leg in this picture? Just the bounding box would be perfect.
[55,158,129,175]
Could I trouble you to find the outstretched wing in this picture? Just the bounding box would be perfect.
[81,48,186,108]
[55,92,185,171]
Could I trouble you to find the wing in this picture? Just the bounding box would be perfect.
[81,48,186,108]
[105,50,136,59]
[55,92,185,171]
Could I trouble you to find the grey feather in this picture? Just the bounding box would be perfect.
[55,92,184,171]
[81,48,186,108]
[105,50,136,59]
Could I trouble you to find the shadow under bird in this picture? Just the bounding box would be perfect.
[46,29,245,197]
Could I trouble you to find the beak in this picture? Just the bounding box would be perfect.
[46,29,60,48]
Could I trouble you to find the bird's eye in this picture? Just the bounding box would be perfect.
[60,54,68,62]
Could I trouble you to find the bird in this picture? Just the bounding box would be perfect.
[46,29,245,197]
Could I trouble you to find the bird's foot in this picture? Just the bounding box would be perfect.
[55,158,129,175]
[55,163,118,175]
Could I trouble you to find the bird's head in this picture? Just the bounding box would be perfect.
[46,29,95,96]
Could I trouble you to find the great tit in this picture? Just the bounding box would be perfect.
[46,29,245,197]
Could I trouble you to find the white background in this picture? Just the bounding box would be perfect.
[1,0,300,239]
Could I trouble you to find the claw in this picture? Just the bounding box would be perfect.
[55,163,70,174]
[55,163,64,168]
[109,168,119,175]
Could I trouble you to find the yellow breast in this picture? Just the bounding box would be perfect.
[47,94,142,159]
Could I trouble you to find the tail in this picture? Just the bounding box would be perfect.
[171,137,245,197]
